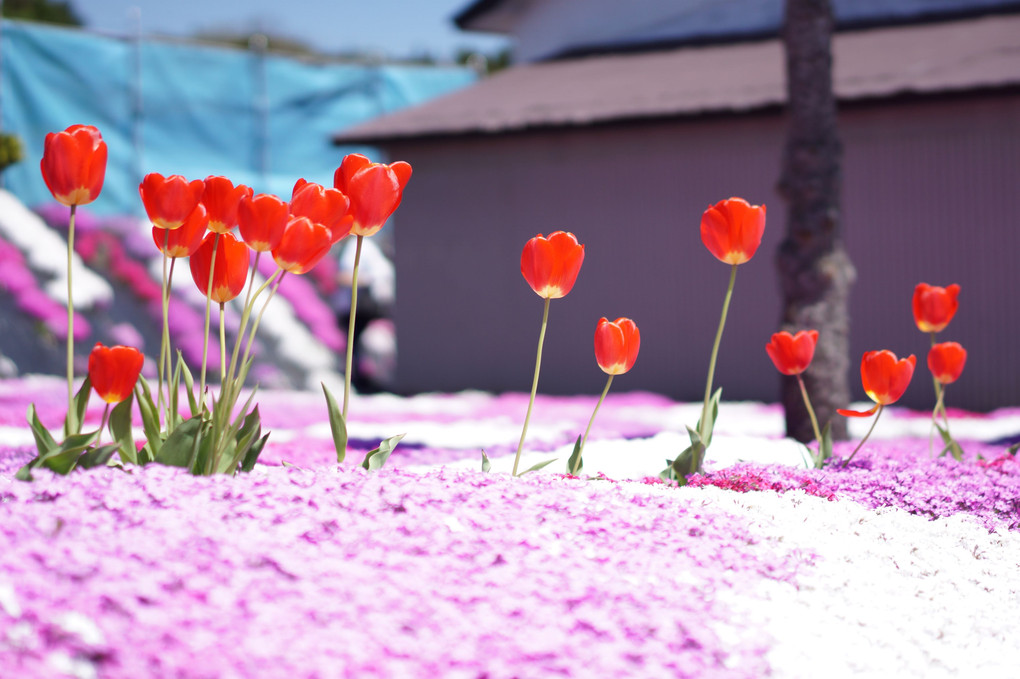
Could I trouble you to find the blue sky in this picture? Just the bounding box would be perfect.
[72,0,510,60]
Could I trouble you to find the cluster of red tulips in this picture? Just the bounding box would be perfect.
[514,230,642,476]
[20,123,410,478]
[22,124,970,481]
[765,282,966,467]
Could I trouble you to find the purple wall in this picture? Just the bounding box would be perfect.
[382,92,1020,411]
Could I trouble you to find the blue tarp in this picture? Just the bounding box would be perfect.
[0,20,475,215]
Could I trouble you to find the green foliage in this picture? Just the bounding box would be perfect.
[322,382,348,463]
[2,0,82,26]
[361,434,405,471]
[566,434,583,475]
[0,132,24,172]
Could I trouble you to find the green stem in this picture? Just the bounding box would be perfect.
[698,263,738,443]
[513,296,551,476]
[842,404,883,468]
[225,256,279,405]
[65,204,77,419]
[219,302,227,388]
[164,256,178,428]
[239,271,284,382]
[198,234,222,410]
[342,235,364,422]
[575,374,613,474]
[796,373,823,446]
[98,403,111,446]
[157,235,170,423]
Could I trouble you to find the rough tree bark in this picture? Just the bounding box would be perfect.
[776,0,855,441]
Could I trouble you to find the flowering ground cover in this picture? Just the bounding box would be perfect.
[2,376,1020,678]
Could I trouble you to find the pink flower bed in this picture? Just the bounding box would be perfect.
[1,377,1018,677]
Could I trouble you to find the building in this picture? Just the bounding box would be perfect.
[333,1,1020,411]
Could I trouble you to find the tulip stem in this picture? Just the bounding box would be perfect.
[796,374,823,446]
[342,235,364,422]
[65,204,77,426]
[219,302,227,388]
[699,263,738,444]
[843,405,883,468]
[575,374,613,475]
[513,296,551,476]
[239,271,284,386]
[198,235,222,409]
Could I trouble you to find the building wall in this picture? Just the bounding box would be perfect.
[385,92,1020,411]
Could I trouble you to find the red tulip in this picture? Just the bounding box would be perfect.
[332,153,412,237]
[700,197,766,265]
[202,176,252,234]
[838,350,916,417]
[88,343,144,404]
[189,232,249,303]
[139,173,205,230]
[152,203,208,258]
[272,216,333,274]
[237,193,289,252]
[765,330,818,376]
[928,342,967,385]
[290,179,351,243]
[594,317,640,375]
[912,283,960,334]
[40,124,107,207]
[520,231,585,299]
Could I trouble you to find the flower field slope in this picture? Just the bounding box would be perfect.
[2,377,1020,678]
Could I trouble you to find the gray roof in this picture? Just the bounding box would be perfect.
[333,14,1020,144]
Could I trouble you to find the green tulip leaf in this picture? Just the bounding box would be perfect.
[155,416,205,469]
[64,376,92,439]
[817,421,833,469]
[26,403,57,457]
[480,449,491,473]
[566,434,583,475]
[77,444,120,469]
[321,382,348,464]
[109,393,137,465]
[361,433,405,471]
[519,457,558,475]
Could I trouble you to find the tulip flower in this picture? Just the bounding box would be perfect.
[926,341,967,460]
[40,124,107,207]
[571,318,640,475]
[700,197,766,266]
[512,231,585,476]
[595,317,641,376]
[190,231,250,391]
[139,173,205,230]
[675,197,766,481]
[88,343,144,404]
[913,283,960,334]
[332,153,412,238]
[520,231,585,299]
[238,192,289,253]
[40,124,109,422]
[152,203,209,258]
[291,179,350,243]
[766,329,826,452]
[928,341,966,385]
[765,330,817,376]
[272,216,333,275]
[202,176,252,234]
[838,350,916,466]
[332,155,411,431]
[190,231,249,305]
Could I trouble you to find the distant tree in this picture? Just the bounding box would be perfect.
[455,47,511,75]
[2,0,81,25]
[776,0,855,442]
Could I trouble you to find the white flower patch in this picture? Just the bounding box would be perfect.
[0,190,112,307]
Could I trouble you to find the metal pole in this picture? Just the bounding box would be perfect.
[248,33,269,188]
[130,6,144,210]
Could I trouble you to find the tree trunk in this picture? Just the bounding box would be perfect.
[776,0,855,442]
